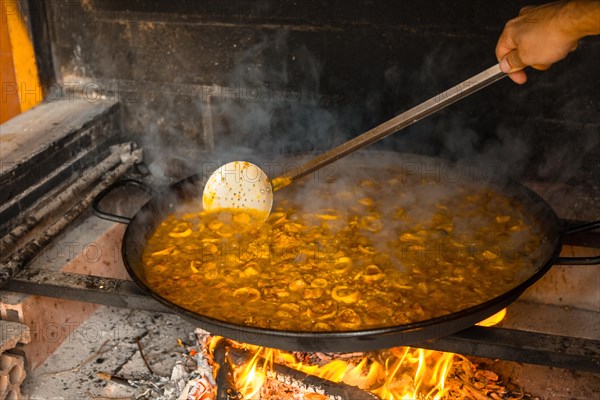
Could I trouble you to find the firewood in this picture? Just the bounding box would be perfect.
[476,369,499,382]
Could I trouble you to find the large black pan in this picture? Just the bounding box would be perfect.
[94,152,599,352]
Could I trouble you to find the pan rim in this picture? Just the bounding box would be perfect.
[120,152,563,350]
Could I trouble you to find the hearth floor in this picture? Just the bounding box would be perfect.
[21,306,195,399]
[21,302,599,399]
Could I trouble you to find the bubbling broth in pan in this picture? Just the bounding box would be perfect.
[141,173,543,332]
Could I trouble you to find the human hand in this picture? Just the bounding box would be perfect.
[496,1,600,84]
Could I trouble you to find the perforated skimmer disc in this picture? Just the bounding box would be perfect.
[202,161,273,218]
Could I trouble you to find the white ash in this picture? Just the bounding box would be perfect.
[115,329,215,400]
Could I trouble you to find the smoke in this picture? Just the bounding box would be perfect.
[535,96,599,184]
[373,39,598,189]
[140,27,597,209]
[206,30,345,161]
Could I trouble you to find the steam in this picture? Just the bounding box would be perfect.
[139,28,597,216]
[210,30,344,159]
[140,30,356,185]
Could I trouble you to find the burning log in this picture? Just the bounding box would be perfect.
[213,337,240,400]
[225,345,378,400]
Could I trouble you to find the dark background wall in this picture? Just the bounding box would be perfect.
[36,0,599,186]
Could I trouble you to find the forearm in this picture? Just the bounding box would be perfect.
[496,0,599,83]
[560,0,600,38]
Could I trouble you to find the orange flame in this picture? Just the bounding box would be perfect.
[232,347,273,398]
[371,348,456,399]
[210,337,466,399]
[476,308,507,327]
[209,309,507,399]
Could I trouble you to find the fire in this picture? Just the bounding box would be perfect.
[211,338,462,399]
[476,308,507,327]
[209,310,508,399]
[369,347,455,399]
[233,348,273,398]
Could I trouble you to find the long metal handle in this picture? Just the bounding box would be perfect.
[273,64,506,190]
